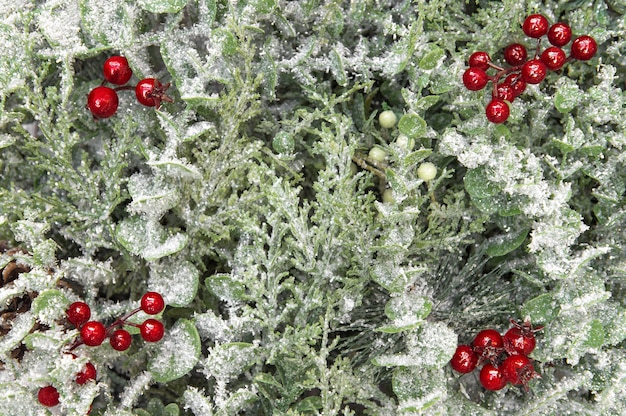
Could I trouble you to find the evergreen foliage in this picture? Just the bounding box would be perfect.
[1,0,625,414]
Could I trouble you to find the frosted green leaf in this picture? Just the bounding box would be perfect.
[373,323,456,367]
[128,173,180,219]
[149,260,199,307]
[23,332,62,351]
[31,289,68,325]
[419,47,445,70]
[384,295,432,322]
[11,219,49,246]
[0,24,27,94]
[398,113,427,139]
[149,319,201,383]
[206,275,246,302]
[116,216,188,261]
[464,167,500,215]
[585,319,605,348]
[183,387,214,416]
[385,168,407,196]
[522,293,559,324]
[403,148,432,168]
[414,95,439,112]
[486,228,529,257]
[36,1,86,55]
[0,312,35,355]
[254,373,282,389]
[295,396,323,412]
[554,79,584,113]
[330,48,348,87]
[206,342,259,379]
[139,0,189,13]
[392,367,446,413]
[79,0,135,46]
[0,134,16,149]
[253,0,276,13]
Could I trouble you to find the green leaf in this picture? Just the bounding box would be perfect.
[31,289,68,324]
[206,275,246,301]
[149,260,199,307]
[419,47,445,70]
[403,148,432,169]
[585,319,605,348]
[464,167,500,215]
[554,80,583,113]
[116,216,188,261]
[398,113,427,139]
[254,373,283,389]
[138,0,189,13]
[330,48,347,86]
[486,228,529,257]
[414,95,439,112]
[149,319,201,383]
[521,293,559,324]
[294,396,323,412]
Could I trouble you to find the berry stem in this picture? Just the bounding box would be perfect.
[114,85,136,92]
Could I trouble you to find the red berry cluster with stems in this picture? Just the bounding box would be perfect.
[37,292,165,408]
[449,318,543,391]
[462,14,598,123]
[87,55,173,119]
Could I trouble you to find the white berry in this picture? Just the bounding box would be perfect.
[379,110,398,128]
[368,146,387,163]
[417,162,437,181]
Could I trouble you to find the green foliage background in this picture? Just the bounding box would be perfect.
[1,0,626,414]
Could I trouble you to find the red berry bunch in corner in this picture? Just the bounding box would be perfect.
[87,55,173,119]
[449,318,543,391]
[462,14,598,123]
[37,292,166,409]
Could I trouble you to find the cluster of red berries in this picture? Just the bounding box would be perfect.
[462,14,598,123]
[37,292,165,408]
[449,318,543,391]
[87,55,173,119]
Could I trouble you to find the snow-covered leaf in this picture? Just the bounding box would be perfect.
[149,319,201,383]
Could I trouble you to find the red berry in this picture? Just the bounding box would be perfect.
[462,67,489,91]
[479,364,507,391]
[547,22,572,47]
[504,74,526,97]
[76,362,97,385]
[485,99,510,124]
[502,354,539,390]
[473,328,505,363]
[522,14,549,38]
[468,51,491,71]
[540,46,567,70]
[140,319,164,342]
[67,302,91,327]
[450,345,478,373]
[38,385,60,407]
[493,83,515,102]
[135,78,173,108]
[521,59,547,84]
[141,292,165,315]
[571,35,597,61]
[87,86,119,118]
[503,327,536,355]
[503,43,528,66]
[110,329,132,351]
[80,321,107,347]
[103,56,133,85]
